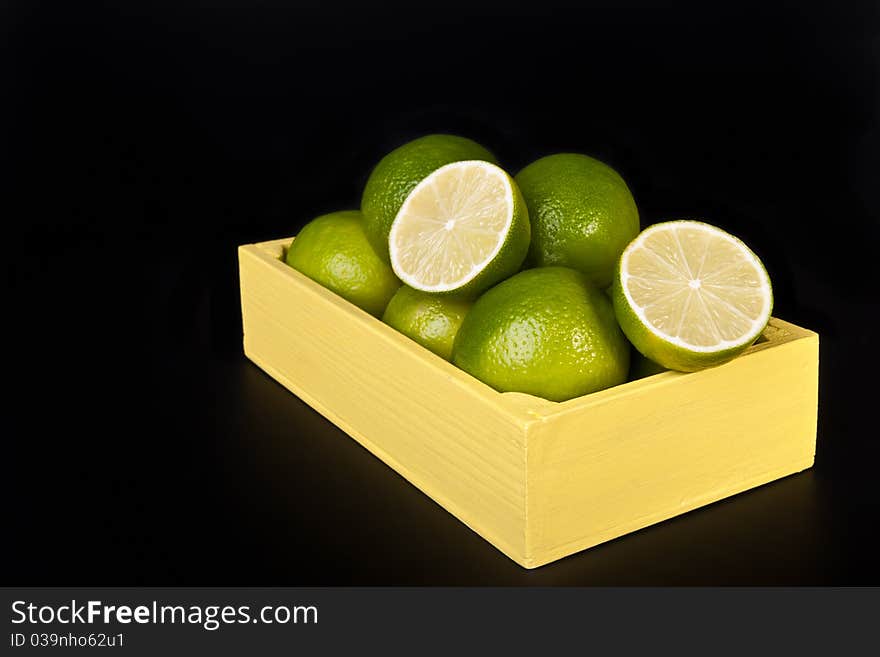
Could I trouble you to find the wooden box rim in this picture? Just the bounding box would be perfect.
[241,236,816,428]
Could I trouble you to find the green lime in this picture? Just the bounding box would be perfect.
[388,160,530,298]
[285,210,401,317]
[452,267,630,402]
[612,220,773,372]
[628,349,667,380]
[382,286,473,361]
[361,134,497,262]
[515,153,640,288]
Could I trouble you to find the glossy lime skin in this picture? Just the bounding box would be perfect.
[515,153,640,288]
[382,286,473,361]
[452,267,630,402]
[285,210,401,317]
[361,134,497,262]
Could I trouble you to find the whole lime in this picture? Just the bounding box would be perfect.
[452,267,630,402]
[361,134,497,262]
[515,153,640,288]
[382,286,472,361]
[285,210,401,317]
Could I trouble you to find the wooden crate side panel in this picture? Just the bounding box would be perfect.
[249,238,556,420]
[239,246,529,563]
[526,333,818,567]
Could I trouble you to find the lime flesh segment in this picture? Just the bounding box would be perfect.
[612,220,773,372]
[388,160,530,296]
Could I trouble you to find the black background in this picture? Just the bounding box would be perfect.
[4,1,879,584]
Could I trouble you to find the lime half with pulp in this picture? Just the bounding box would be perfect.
[388,160,530,297]
[612,220,773,372]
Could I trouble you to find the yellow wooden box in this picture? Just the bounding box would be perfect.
[238,237,819,569]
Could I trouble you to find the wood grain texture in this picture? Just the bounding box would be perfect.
[239,238,819,569]
[524,318,818,567]
[240,240,530,563]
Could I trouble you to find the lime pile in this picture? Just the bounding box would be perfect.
[284,134,773,401]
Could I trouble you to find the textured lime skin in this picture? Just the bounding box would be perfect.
[285,210,401,318]
[382,286,473,361]
[361,134,497,262]
[515,153,640,288]
[452,267,630,402]
[611,252,773,372]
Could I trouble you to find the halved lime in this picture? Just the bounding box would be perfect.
[388,160,530,297]
[612,220,773,372]
[361,134,497,262]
